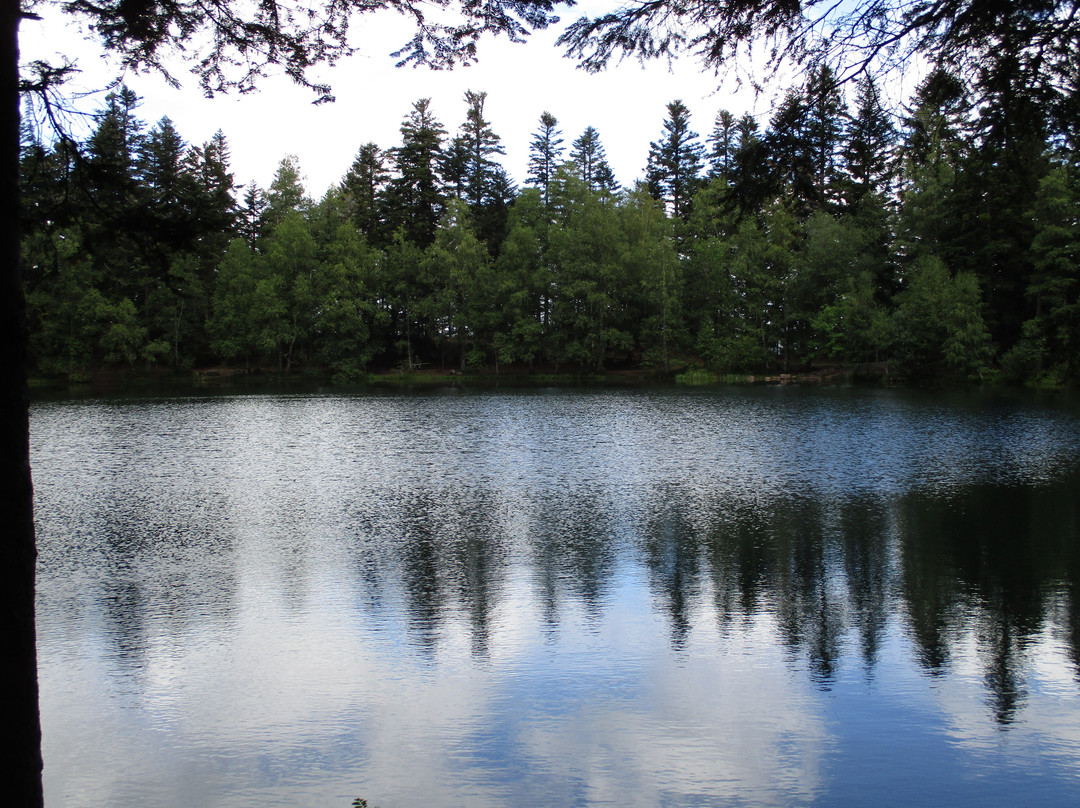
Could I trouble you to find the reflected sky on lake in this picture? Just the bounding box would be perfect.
[31,387,1080,807]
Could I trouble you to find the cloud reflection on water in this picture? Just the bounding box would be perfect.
[31,387,1080,807]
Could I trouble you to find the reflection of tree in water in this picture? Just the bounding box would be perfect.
[772,498,845,686]
[640,497,701,650]
[94,507,238,678]
[452,529,503,659]
[838,500,891,672]
[898,493,962,674]
[362,465,1080,723]
[654,495,850,685]
[639,476,1080,716]
[102,578,149,669]
[898,479,1080,723]
[979,610,1028,725]
[401,512,441,657]
[395,486,508,658]
[528,492,618,634]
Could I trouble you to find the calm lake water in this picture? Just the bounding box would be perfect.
[30,385,1080,807]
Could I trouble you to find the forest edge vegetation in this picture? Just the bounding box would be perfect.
[21,65,1079,387]
[6,2,1080,805]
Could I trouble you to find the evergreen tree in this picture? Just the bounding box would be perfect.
[834,76,898,301]
[730,112,771,212]
[82,85,147,303]
[707,109,738,181]
[425,198,496,369]
[527,111,564,206]
[85,85,143,213]
[263,154,309,230]
[139,117,188,223]
[897,69,974,269]
[382,230,430,369]
[892,255,992,380]
[454,90,512,251]
[761,67,846,218]
[1003,164,1080,382]
[237,182,268,251]
[473,164,516,256]
[842,75,896,210]
[645,100,704,220]
[495,188,551,368]
[187,131,238,251]
[261,211,320,372]
[137,118,214,368]
[570,126,614,192]
[209,238,263,365]
[440,135,470,200]
[763,88,813,214]
[621,185,682,368]
[963,56,1053,348]
[736,113,760,151]
[592,159,619,194]
[803,64,847,210]
[135,117,193,295]
[457,90,506,208]
[314,222,382,380]
[548,169,633,370]
[340,142,388,244]
[386,98,446,248]
[901,69,971,170]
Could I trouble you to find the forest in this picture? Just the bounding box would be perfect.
[19,64,1080,385]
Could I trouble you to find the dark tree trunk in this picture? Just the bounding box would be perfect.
[1,3,45,806]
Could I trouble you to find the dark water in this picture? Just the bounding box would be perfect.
[30,386,1080,807]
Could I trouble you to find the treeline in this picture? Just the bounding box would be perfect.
[20,67,1080,383]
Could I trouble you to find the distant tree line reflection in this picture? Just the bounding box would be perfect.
[353,475,1080,724]
[86,470,1080,726]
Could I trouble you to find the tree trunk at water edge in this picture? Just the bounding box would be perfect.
[0,3,45,805]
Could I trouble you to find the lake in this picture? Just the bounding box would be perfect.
[30,385,1080,807]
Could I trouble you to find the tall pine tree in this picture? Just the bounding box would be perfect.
[707,109,738,182]
[527,111,564,206]
[386,98,446,248]
[570,126,615,193]
[341,142,388,244]
[646,100,704,220]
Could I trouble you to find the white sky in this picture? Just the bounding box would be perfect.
[19,5,787,198]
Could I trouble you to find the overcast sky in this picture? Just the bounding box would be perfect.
[19,6,824,197]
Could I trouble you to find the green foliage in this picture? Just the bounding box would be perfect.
[385,99,446,249]
[425,198,495,369]
[1000,320,1052,385]
[22,72,1080,385]
[675,367,718,385]
[547,170,634,370]
[892,256,993,380]
[209,239,261,363]
[264,155,310,230]
[812,271,891,363]
[646,99,704,220]
[527,112,564,206]
[315,223,381,378]
[569,126,616,193]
